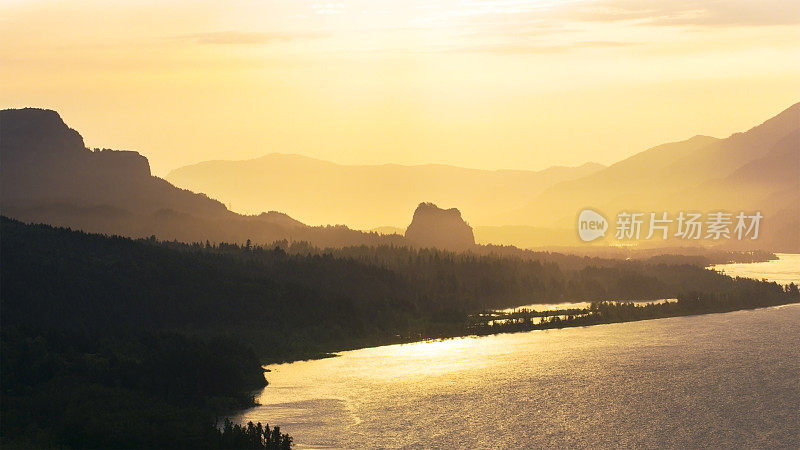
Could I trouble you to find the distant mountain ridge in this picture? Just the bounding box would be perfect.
[166,152,604,228]
[3,104,797,252]
[503,102,799,251]
[0,108,404,247]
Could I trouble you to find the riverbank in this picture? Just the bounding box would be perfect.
[708,253,800,285]
[262,288,799,366]
[238,304,800,449]
[260,253,800,366]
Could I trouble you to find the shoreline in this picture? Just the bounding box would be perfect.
[261,300,800,367]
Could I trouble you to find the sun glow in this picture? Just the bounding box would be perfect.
[2,0,798,176]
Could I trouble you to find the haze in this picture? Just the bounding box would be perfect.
[2,0,799,176]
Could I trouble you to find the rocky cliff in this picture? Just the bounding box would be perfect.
[0,108,226,217]
[405,202,475,251]
[0,107,407,248]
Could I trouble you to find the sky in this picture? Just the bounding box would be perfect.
[2,0,799,176]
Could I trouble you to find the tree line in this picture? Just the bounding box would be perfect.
[2,217,796,447]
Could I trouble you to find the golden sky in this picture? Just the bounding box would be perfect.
[2,0,799,176]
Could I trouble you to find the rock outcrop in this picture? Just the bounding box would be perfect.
[0,107,408,248]
[0,107,226,217]
[405,202,475,251]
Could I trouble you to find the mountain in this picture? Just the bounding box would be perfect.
[5,105,795,252]
[1,108,229,218]
[0,108,403,247]
[166,153,604,228]
[405,202,475,251]
[504,102,800,251]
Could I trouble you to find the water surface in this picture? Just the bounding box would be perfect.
[708,253,800,285]
[239,305,800,448]
[237,255,800,448]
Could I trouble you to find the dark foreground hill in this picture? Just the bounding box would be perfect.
[2,216,795,356]
[2,217,797,447]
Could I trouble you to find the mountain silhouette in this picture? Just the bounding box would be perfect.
[405,202,475,251]
[166,153,603,228]
[0,108,404,247]
[503,102,800,251]
[1,108,228,218]
[3,105,796,251]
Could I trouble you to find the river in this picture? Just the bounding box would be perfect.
[708,252,800,285]
[237,255,800,448]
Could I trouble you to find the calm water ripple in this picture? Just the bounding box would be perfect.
[238,256,800,449]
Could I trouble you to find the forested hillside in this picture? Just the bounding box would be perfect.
[3,217,793,356]
[2,217,797,447]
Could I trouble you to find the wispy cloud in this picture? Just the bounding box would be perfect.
[447,39,637,54]
[564,0,800,26]
[184,31,326,45]
[311,2,345,15]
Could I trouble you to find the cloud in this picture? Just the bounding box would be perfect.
[429,0,800,42]
[445,40,637,55]
[185,31,326,45]
[312,2,345,15]
[415,0,797,56]
[565,0,800,26]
